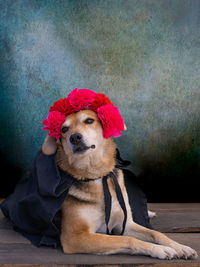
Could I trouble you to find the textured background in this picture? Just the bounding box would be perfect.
[0,0,200,201]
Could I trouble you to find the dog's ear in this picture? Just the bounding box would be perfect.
[42,135,57,155]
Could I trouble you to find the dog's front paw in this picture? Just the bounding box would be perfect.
[171,244,198,259]
[150,245,178,260]
[148,210,157,219]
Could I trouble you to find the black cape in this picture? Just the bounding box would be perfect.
[0,149,151,247]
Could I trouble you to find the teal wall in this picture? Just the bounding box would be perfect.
[0,1,200,191]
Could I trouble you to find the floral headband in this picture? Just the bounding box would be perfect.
[42,88,125,139]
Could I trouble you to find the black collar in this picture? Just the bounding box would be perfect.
[78,176,103,183]
[77,148,131,183]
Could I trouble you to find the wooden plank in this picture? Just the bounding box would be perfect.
[150,210,200,233]
[148,203,200,211]
[0,264,200,267]
[0,229,30,244]
[0,234,199,265]
[0,265,77,267]
[0,210,12,230]
[1,204,200,232]
[0,203,199,265]
[1,203,200,233]
[148,203,200,233]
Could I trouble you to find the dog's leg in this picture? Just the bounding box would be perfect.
[62,231,180,259]
[61,215,178,259]
[124,221,198,259]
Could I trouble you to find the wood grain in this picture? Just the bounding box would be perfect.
[0,229,30,244]
[0,210,12,230]
[1,203,200,232]
[0,264,200,267]
[0,203,199,266]
[148,203,200,233]
[0,234,199,265]
[148,203,200,210]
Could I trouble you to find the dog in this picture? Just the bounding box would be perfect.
[42,109,197,260]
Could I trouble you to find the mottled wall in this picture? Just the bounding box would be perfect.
[0,0,200,200]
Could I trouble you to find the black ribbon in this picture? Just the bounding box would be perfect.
[102,175,112,235]
[102,169,127,235]
[80,149,130,236]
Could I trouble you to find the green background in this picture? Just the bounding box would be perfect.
[1,0,200,200]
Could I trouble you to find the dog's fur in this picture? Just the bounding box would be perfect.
[42,110,197,259]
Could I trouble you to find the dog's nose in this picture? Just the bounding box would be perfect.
[70,133,83,145]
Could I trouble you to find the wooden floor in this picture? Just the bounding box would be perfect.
[0,202,200,266]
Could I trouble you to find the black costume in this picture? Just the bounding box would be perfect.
[0,149,151,248]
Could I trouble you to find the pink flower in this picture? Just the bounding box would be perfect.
[42,111,66,139]
[67,88,97,112]
[97,105,125,139]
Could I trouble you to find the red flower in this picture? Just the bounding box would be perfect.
[90,93,113,112]
[97,105,125,139]
[42,111,66,139]
[67,88,97,112]
[50,98,74,116]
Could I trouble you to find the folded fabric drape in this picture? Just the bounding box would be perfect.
[0,149,151,247]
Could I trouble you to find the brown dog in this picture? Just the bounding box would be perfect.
[42,109,198,259]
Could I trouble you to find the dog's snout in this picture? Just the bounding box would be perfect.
[70,133,83,145]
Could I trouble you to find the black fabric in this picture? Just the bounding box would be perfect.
[102,175,112,235]
[0,149,151,248]
[123,169,152,228]
[0,150,75,247]
[110,171,127,235]
[115,148,131,169]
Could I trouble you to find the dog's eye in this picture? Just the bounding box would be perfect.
[61,126,69,133]
[84,118,94,124]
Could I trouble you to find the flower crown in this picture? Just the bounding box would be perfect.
[42,88,125,139]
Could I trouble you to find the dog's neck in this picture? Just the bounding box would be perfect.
[56,139,116,180]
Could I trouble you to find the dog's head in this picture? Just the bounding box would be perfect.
[41,89,126,178]
[42,109,117,179]
[60,109,105,156]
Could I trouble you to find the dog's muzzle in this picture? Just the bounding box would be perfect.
[70,133,83,145]
[70,133,95,154]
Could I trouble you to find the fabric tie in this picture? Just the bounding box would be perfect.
[102,169,127,235]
